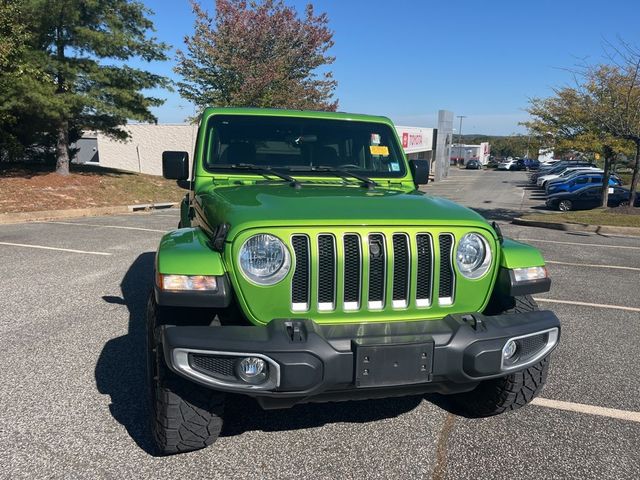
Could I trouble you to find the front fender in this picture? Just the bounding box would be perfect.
[499,237,545,269]
[155,228,230,308]
[156,227,226,276]
[494,237,550,297]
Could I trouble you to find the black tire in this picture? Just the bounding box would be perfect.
[146,293,225,455]
[444,295,550,418]
[558,199,572,211]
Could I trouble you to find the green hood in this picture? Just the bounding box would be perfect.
[196,183,491,239]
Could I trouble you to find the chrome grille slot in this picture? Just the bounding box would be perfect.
[438,234,455,305]
[291,235,310,311]
[415,234,433,307]
[367,233,386,310]
[392,234,410,308]
[317,234,336,311]
[343,234,361,310]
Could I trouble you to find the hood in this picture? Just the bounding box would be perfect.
[196,183,490,239]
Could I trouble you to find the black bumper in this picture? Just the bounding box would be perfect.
[161,311,560,409]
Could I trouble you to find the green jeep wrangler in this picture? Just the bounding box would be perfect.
[149,107,560,455]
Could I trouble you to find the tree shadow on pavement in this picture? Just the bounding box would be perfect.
[471,205,550,222]
[95,252,156,454]
[95,253,423,452]
[471,207,525,221]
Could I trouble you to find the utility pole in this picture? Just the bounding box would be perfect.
[456,115,466,165]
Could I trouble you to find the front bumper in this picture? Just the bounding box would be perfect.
[162,310,560,408]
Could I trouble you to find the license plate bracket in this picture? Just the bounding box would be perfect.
[353,338,434,387]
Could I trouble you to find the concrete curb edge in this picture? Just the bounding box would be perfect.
[0,202,178,225]
[512,217,640,237]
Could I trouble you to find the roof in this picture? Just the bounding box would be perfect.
[201,107,393,125]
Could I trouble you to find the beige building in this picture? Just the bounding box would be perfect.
[77,124,198,176]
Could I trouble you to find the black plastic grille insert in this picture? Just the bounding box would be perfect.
[318,235,336,304]
[416,234,432,302]
[189,354,236,380]
[392,234,409,302]
[291,235,310,305]
[438,234,454,299]
[343,235,361,304]
[368,234,386,303]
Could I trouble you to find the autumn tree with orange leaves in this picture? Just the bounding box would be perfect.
[176,0,338,115]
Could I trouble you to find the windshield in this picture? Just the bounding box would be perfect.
[203,115,406,178]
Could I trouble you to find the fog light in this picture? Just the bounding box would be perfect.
[236,357,267,384]
[503,340,517,360]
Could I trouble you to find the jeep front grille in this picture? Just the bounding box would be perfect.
[290,232,457,313]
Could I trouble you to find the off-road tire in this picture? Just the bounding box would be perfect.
[146,293,225,455]
[445,295,550,418]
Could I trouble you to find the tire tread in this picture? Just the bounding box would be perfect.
[147,293,224,455]
[446,295,550,418]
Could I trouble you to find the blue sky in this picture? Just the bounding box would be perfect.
[136,0,640,135]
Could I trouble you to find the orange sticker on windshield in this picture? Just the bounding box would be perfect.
[370,145,389,156]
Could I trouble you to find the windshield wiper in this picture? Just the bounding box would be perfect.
[223,163,301,188]
[287,165,378,189]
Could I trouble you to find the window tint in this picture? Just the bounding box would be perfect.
[204,115,406,178]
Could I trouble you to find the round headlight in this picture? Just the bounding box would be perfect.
[239,234,290,285]
[455,233,492,279]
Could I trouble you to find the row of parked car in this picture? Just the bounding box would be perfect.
[529,160,638,211]
[495,157,540,171]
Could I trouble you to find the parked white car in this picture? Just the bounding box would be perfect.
[497,158,517,170]
[536,166,601,187]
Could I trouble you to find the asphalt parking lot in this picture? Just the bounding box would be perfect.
[1,169,639,479]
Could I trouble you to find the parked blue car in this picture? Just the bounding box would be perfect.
[546,173,621,195]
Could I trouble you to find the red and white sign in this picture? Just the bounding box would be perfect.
[395,126,434,154]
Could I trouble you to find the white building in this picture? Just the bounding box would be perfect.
[450,142,491,165]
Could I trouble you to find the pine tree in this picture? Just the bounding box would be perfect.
[24,0,170,175]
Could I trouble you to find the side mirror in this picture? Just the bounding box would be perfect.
[409,159,429,186]
[162,151,189,180]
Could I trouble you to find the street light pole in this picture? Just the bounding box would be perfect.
[456,115,466,165]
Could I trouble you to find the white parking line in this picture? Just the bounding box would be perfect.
[534,297,640,312]
[522,238,640,250]
[532,397,640,423]
[546,260,640,272]
[41,221,167,233]
[0,241,112,256]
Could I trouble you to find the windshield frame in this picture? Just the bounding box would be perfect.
[201,114,409,180]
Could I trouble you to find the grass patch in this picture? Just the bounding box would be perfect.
[0,162,185,213]
[522,208,640,228]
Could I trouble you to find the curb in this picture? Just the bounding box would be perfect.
[0,202,178,225]
[512,217,640,237]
